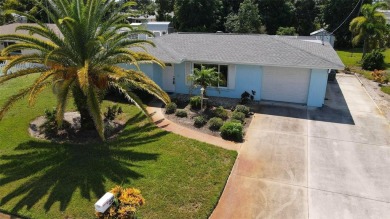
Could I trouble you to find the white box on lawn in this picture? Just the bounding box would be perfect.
[95,192,114,213]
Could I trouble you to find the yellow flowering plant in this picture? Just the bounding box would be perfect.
[96,186,145,219]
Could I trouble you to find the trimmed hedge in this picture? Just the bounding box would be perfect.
[232,111,245,123]
[212,106,228,120]
[234,105,250,117]
[175,109,188,117]
[165,102,177,114]
[220,122,243,142]
[208,117,224,131]
[194,116,207,128]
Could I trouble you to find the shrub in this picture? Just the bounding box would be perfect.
[194,116,207,128]
[234,105,250,116]
[39,108,70,136]
[230,119,242,124]
[190,96,202,109]
[240,90,256,104]
[175,109,187,117]
[212,106,228,120]
[362,50,385,71]
[371,69,389,84]
[231,111,245,123]
[165,102,177,114]
[95,186,145,219]
[104,104,123,121]
[220,122,243,142]
[208,117,224,131]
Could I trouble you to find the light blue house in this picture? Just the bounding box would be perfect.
[133,33,344,107]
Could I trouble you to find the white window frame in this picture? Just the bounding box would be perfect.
[192,63,229,88]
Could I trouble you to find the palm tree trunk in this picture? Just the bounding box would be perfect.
[362,37,368,59]
[72,86,95,130]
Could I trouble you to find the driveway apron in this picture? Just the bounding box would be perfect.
[211,74,390,219]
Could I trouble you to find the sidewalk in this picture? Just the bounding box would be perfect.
[146,102,241,152]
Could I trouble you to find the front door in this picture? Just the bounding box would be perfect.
[163,64,175,92]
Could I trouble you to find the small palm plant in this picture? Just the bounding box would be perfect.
[188,65,221,96]
[0,0,170,140]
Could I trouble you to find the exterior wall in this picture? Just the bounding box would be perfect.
[174,62,262,101]
[173,62,187,93]
[118,63,163,87]
[147,24,169,34]
[307,69,329,107]
[152,64,163,88]
[125,62,329,108]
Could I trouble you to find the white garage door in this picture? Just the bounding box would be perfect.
[261,66,310,104]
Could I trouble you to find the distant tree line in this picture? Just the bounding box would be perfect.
[155,0,374,48]
[0,0,376,49]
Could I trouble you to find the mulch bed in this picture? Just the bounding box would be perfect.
[164,105,253,139]
[29,112,127,144]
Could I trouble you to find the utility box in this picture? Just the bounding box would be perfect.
[95,192,114,213]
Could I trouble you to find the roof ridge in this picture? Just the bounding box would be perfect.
[271,35,340,68]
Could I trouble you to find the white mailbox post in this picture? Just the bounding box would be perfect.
[95,192,114,213]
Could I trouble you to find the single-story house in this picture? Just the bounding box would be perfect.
[129,21,174,39]
[0,23,61,55]
[130,33,344,107]
[310,28,335,47]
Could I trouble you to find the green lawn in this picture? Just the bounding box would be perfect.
[381,86,390,95]
[336,48,390,69]
[0,75,237,219]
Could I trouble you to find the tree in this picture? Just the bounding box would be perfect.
[188,65,221,96]
[1,0,48,23]
[276,27,297,35]
[174,0,223,32]
[294,0,317,35]
[0,0,170,141]
[257,0,295,35]
[350,2,387,58]
[134,0,157,17]
[323,0,372,48]
[224,0,263,33]
[156,0,175,21]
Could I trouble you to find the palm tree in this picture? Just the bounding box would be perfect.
[350,2,388,58]
[188,65,221,96]
[0,0,170,141]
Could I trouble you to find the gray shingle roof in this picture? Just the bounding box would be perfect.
[0,23,61,40]
[146,33,344,69]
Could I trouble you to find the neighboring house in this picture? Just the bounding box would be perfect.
[129,33,344,107]
[0,23,59,75]
[128,15,157,23]
[129,22,174,39]
[0,23,61,55]
[310,29,335,47]
[378,10,390,23]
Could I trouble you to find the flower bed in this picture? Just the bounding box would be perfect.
[164,98,253,142]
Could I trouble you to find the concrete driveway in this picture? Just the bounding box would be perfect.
[211,74,390,219]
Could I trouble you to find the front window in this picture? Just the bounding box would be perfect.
[193,63,228,88]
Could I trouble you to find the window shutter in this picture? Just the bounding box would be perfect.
[185,62,192,86]
[228,64,236,89]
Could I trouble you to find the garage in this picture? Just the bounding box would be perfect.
[261,66,311,104]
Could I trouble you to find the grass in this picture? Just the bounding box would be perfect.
[337,48,390,96]
[336,48,390,69]
[0,75,237,219]
[381,86,390,95]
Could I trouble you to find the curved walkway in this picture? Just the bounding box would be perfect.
[146,101,242,152]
